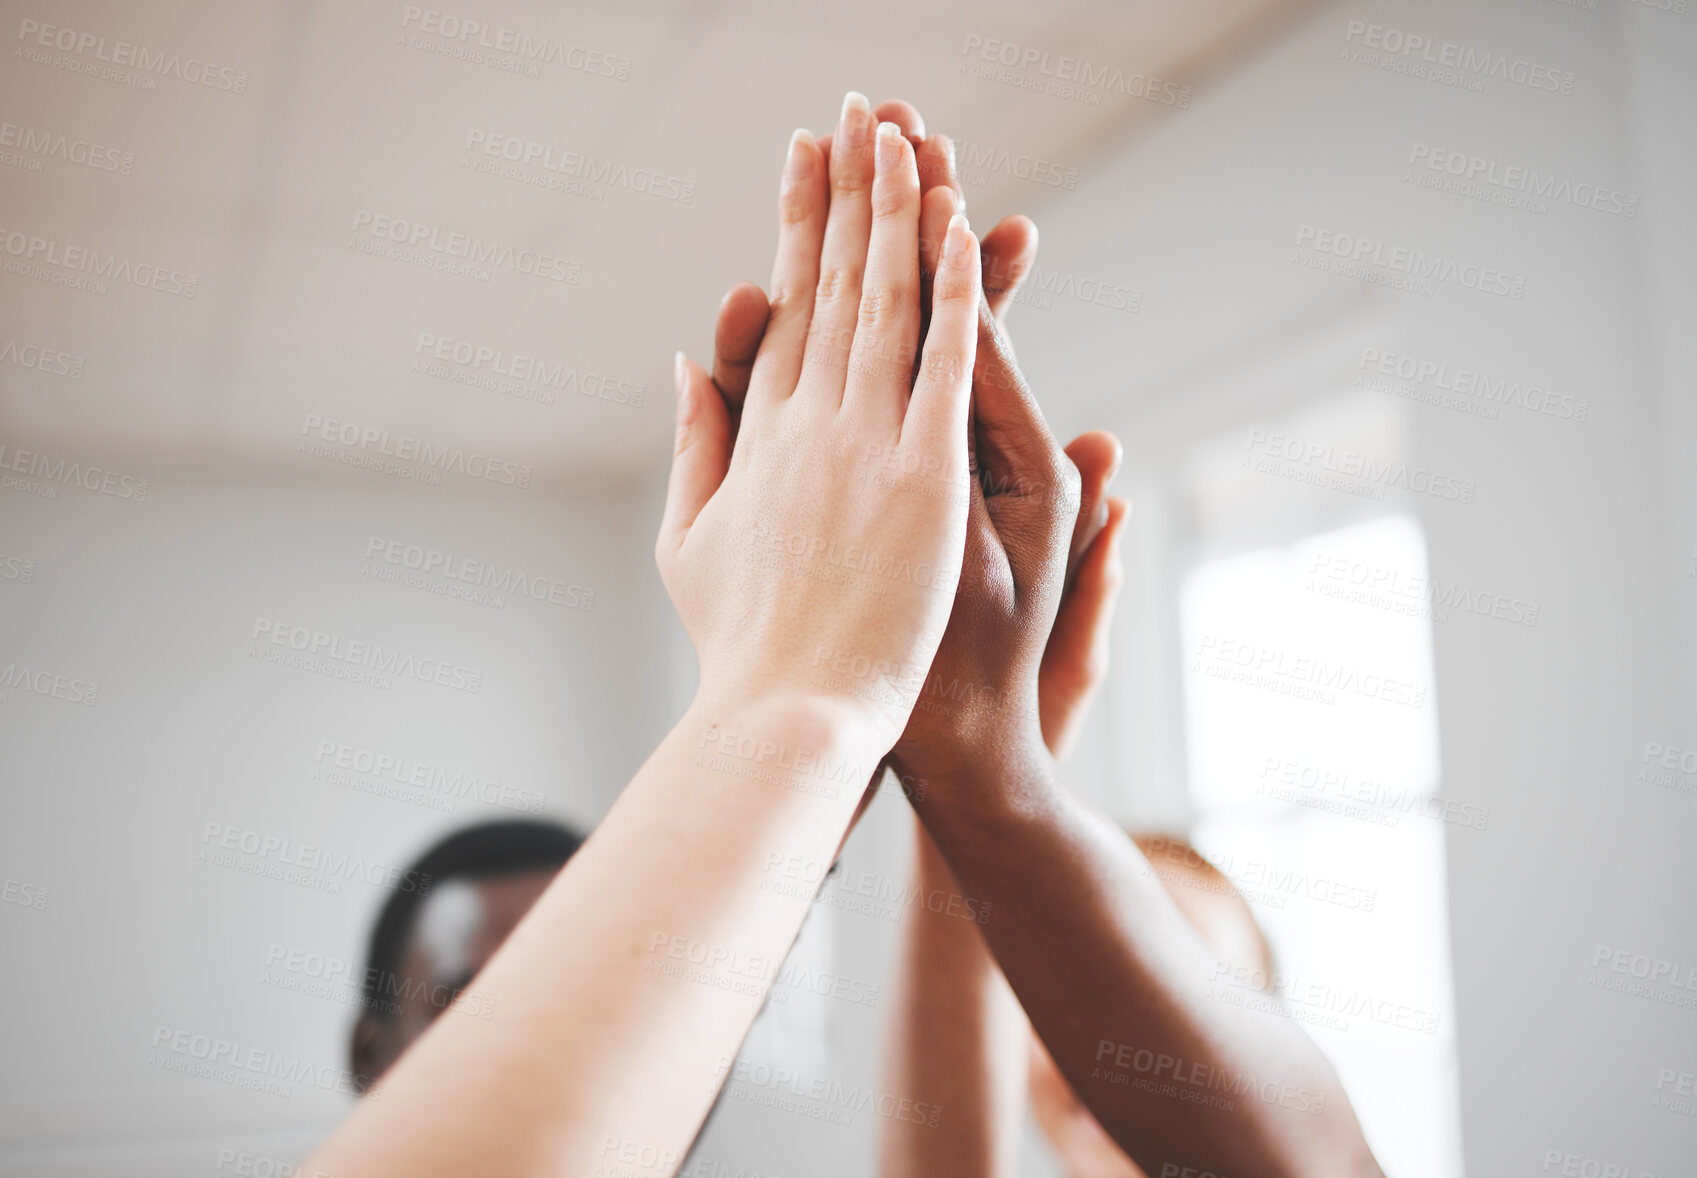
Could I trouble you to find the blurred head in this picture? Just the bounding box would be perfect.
[349,819,586,1091]
[1026,834,1275,1178]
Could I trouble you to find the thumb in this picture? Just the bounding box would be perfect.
[972,307,1077,592]
[1039,497,1129,757]
[657,351,732,556]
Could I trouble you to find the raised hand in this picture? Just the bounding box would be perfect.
[302,97,988,1178]
[661,94,984,748]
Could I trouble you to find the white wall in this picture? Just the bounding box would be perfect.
[0,467,676,1175]
[979,0,1697,1173]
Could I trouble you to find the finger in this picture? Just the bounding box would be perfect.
[797,91,876,405]
[657,352,732,554]
[915,133,964,207]
[980,215,1038,325]
[972,304,1077,591]
[817,97,925,166]
[903,213,980,452]
[1039,497,1129,756]
[712,281,770,410]
[843,122,922,425]
[1061,431,1122,587]
[747,128,828,406]
[872,99,924,142]
[916,185,959,350]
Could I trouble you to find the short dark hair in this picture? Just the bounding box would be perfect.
[359,819,586,1017]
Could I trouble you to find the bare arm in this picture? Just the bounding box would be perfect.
[886,301,1382,1177]
[303,96,985,1178]
[879,816,1028,1178]
[913,754,1381,1178]
[311,696,873,1178]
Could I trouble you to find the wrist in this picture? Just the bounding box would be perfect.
[679,687,891,811]
[892,723,1056,818]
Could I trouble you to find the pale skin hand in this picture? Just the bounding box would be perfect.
[698,99,1134,1178]
[300,94,983,1178]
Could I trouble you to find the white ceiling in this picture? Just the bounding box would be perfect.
[0,0,1320,485]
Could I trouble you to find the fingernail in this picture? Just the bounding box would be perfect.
[673,351,687,402]
[841,91,870,142]
[784,128,815,183]
[942,212,971,264]
[875,121,903,172]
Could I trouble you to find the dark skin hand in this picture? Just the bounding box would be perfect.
[698,99,1384,1178]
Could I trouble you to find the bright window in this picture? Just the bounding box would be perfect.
[1178,511,1464,1178]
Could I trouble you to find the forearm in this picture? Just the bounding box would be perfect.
[307,693,878,1178]
[879,812,1026,1178]
[909,748,1382,1178]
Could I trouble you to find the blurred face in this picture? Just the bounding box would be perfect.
[352,867,556,1087]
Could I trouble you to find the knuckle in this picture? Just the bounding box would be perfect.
[1056,454,1083,501]
[779,192,817,228]
[857,282,912,328]
[832,166,872,198]
[814,264,860,306]
[932,263,977,305]
[920,344,970,390]
[767,282,810,319]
